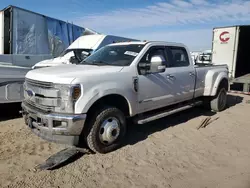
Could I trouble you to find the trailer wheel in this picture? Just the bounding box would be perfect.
[210,87,228,112]
[85,107,126,154]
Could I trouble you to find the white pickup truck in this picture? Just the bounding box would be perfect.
[21,41,229,153]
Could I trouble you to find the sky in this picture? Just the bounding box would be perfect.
[1,0,250,51]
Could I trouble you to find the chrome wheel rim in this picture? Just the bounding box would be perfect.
[99,117,120,145]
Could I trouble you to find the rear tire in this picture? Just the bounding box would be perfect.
[85,107,126,154]
[210,87,227,112]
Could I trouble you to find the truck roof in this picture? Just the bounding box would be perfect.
[108,41,186,47]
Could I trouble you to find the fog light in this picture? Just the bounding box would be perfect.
[61,121,68,127]
[53,120,68,128]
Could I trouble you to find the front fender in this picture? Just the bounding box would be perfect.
[74,82,137,116]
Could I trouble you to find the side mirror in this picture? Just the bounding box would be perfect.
[150,55,166,73]
[69,56,79,64]
[69,56,75,63]
[139,55,166,74]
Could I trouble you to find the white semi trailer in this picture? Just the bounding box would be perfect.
[0,5,86,103]
[211,25,250,92]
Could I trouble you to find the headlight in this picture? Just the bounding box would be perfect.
[54,84,82,113]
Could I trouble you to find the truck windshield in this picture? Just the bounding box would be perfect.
[60,49,92,57]
[81,44,145,66]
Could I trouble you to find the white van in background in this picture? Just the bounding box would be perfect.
[32,34,138,69]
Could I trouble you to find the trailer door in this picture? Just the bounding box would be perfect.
[212,26,239,79]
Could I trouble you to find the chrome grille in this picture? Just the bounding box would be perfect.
[25,78,53,88]
[26,100,54,113]
[24,78,59,112]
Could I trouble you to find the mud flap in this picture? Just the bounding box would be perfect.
[34,148,84,170]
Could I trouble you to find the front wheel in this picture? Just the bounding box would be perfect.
[210,87,227,112]
[85,107,127,154]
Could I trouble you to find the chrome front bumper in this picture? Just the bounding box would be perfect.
[21,102,86,146]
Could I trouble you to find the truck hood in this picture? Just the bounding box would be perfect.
[32,56,70,68]
[26,64,124,84]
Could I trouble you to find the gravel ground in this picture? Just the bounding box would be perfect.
[1,94,250,188]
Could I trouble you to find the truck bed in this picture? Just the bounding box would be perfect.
[195,63,228,68]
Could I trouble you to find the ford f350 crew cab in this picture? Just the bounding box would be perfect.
[21,41,229,153]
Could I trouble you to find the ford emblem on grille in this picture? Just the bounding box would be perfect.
[26,89,35,98]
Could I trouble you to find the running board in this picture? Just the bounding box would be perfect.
[135,101,203,124]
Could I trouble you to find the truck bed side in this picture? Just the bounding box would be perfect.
[194,64,228,98]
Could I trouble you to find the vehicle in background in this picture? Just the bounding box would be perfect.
[0,5,86,59]
[0,64,30,103]
[195,50,212,64]
[190,51,200,63]
[32,34,139,69]
[211,25,250,92]
[0,5,88,103]
[22,41,229,154]
[0,54,52,103]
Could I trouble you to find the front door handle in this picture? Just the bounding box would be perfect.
[189,72,195,76]
[166,74,175,79]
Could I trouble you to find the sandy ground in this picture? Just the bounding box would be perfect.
[1,94,250,188]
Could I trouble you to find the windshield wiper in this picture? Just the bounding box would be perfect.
[79,60,112,66]
[91,60,112,66]
[79,60,92,65]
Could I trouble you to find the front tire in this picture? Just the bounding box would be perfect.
[85,107,126,154]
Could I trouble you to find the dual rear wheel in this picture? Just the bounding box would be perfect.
[210,87,227,112]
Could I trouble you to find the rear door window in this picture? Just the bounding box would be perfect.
[166,46,190,67]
